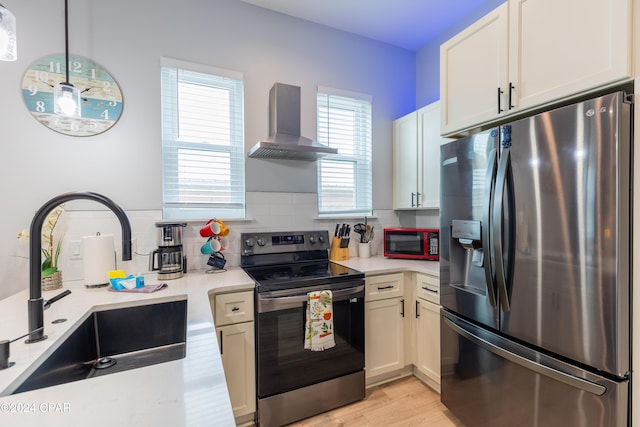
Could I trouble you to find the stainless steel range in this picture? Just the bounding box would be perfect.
[241,230,365,427]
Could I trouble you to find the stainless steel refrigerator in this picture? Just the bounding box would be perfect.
[439,91,631,427]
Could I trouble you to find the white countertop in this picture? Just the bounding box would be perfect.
[0,268,254,427]
[0,256,438,426]
[335,255,440,277]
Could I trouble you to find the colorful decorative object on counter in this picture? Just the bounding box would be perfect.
[18,204,65,291]
[201,218,229,273]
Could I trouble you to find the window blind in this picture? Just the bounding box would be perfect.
[160,59,245,219]
[317,87,372,216]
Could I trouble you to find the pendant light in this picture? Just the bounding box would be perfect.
[0,3,16,61]
[53,0,81,118]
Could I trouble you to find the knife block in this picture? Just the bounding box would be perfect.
[330,237,349,261]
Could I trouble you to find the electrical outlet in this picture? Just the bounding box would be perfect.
[69,240,82,259]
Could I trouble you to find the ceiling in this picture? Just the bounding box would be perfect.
[238,0,492,51]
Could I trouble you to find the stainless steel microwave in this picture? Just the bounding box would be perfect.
[383,228,439,260]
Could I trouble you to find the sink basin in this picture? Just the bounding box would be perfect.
[12,299,187,394]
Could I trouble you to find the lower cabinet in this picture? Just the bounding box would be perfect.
[414,273,441,392]
[415,297,441,392]
[365,297,406,379]
[211,290,256,421]
[364,271,442,392]
[216,322,256,418]
[364,273,406,381]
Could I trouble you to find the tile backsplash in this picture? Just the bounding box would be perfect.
[43,192,409,283]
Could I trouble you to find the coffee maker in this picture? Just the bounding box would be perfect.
[149,222,187,280]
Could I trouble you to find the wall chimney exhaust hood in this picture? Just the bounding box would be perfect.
[248,83,338,161]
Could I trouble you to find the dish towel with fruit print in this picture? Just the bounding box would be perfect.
[304,290,335,351]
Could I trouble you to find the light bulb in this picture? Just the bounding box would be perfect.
[54,82,81,118]
[0,5,17,61]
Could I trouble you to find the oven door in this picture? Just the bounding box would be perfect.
[255,281,365,398]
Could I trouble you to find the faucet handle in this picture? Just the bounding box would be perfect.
[43,289,72,310]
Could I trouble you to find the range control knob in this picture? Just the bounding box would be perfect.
[256,238,267,246]
[318,235,326,243]
[309,235,317,244]
[244,238,255,248]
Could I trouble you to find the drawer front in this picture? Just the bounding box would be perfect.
[416,273,440,304]
[215,290,254,326]
[365,273,404,302]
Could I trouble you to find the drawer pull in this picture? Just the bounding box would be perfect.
[231,306,240,312]
[416,300,420,319]
[422,286,438,294]
[377,285,394,291]
[400,299,405,318]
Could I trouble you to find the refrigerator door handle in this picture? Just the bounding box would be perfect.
[482,148,498,307]
[493,147,511,312]
[443,317,607,396]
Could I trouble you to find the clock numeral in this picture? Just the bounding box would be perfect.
[71,121,80,132]
[27,85,38,96]
[71,61,82,74]
[103,81,112,92]
[35,70,49,82]
[35,100,46,113]
[48,61,62,74]
[108,98,117,107]
[90,68,96,79]
[101,109,110,121]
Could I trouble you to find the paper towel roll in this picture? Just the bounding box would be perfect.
[82,234,116,287]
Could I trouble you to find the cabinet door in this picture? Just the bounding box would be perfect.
[365,297,406,379]
[440,3,509,135]
[509,0,631,111]
[416,299,441,392]
[217,322,256,418]
[393,111,418,209]
[417,101,451,209]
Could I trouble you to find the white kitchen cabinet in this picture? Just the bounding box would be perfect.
[393,111,419,209]
[211,290,256,421]
[440,3,509,136]
[365,274,406,380]
[441,0,631,136]
[414,273,441,392]
[509,0,631,112]
[393,101,450,210]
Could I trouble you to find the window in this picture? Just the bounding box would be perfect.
[317,86,372,216]
[160,58,245,219]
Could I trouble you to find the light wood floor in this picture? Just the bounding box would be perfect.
[287,376,465,427]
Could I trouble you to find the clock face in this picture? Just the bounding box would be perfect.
[21,54,124,136]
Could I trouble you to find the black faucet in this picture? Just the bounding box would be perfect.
[26,192,132,343]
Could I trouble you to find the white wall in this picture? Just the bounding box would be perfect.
[0,0,416,299]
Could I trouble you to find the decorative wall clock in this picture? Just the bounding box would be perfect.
[21,54,124,136]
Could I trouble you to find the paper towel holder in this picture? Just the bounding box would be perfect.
[82,232,116,288]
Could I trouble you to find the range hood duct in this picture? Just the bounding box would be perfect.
[248,83,338,161]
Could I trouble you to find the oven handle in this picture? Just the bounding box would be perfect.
[257,284,365,313]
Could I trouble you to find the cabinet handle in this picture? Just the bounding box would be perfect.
[377,285,394,291]
[411,192,416,208]
[422,286,439,294]
[497,87,504,114]
[400,299,405,318]
[416,300,420,319]
[231,306,240,312]
[508,82,515,110]
[416,192,421,207]
[219,330,224,354]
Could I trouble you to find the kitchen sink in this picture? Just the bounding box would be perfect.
[11,299,187,394]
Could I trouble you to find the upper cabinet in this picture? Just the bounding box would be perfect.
[393,101,451,210]
[440,4,509,136]
[440,0,632,136]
